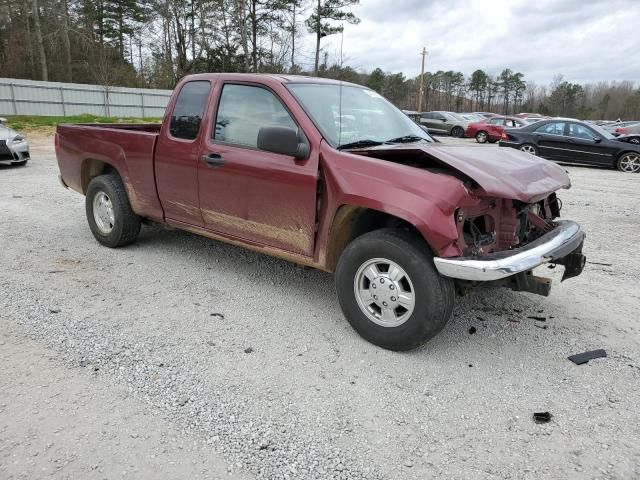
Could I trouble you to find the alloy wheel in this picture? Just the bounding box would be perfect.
[619,153,640,173]
[353,258,415,327]
[93,191,115,234]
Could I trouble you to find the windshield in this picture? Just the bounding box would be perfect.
[287,83,434,148]
[589,124,615,139]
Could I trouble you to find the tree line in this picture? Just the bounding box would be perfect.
[1,0,638,120]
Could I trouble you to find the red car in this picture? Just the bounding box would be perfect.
[55,73,585,351]
[466,116,526,143]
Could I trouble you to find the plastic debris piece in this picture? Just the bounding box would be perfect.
[533,412,553,424]
[568,349,607,365]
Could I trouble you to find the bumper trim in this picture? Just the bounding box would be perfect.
[434,220,585,281]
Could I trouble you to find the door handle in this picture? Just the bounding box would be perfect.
[202,153,225,168]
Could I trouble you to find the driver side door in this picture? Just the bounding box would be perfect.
[197,83,319,256]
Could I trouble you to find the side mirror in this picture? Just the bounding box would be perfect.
[257,126,309,160]
[593,137,602,143]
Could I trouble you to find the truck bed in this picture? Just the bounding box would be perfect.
[56,123,164,221]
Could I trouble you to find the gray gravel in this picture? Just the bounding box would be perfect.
[1,135,640,479]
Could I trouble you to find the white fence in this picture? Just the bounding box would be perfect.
[0,78,172,118]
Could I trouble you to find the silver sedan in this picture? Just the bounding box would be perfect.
[0,118,30,166]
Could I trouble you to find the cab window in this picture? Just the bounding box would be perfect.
[169,81,211,140]
[214,84,296,148]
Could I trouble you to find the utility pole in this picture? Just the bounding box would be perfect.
[417,47,427,112]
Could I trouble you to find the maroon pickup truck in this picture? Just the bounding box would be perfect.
[56,73,586,351]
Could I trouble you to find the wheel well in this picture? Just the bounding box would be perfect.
[325,206,424,272]
[81,159,118,194]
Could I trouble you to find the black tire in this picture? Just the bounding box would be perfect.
[519,143,538,156]
[85,174,141,248]
[335,228,455,351]
[451,126,464,138]
[475,131,489,143]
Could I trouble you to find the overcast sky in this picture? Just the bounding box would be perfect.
[299,0,640,85]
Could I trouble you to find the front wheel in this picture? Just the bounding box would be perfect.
[335,229,455,351]
[617,152,640,173]
[475,131,488,143]
[519,143,538,156]
[451,126,464,138]
[86,174,141,247]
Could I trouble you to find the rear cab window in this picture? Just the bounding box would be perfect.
[169,81,211,140]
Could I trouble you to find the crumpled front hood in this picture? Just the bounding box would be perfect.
[358,143,571,203]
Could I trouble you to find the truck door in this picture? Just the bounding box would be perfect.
[155,80,213,226]
[197,82,319,257]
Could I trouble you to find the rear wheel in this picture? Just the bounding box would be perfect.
[617,152,640,173]
[86,174,141,247]
[451,126,464,138]
[519,143,538,156]
[475,131,488,143]
[335,228,455,351]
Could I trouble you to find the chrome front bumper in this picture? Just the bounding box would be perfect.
[434,220,585,281]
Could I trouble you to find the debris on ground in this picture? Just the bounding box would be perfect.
[468,326,477,334]
[49,307,61,314]
[527,316,546,321]
[588,261,613,266]
[79,360,89,368]
[244,347,254,354]
[508,319,520,323]
[533,412,553,424]
[568,349,607,365]
[210,313,225,319]
[535,324,548,330]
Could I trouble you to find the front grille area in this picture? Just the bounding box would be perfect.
[0,139,16,160]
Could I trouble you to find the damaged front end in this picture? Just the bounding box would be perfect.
[435,193,586,297]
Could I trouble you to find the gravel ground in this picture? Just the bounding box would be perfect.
[1,134,639,479]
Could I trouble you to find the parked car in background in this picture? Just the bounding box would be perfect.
[603,121,639,135]
[402,110,440,141]
[55,73,586,350]
[473,112,498,118]
[616,134,640,145]
[419,111,470,137]
[612,122,640,137]
[466,116,526,143]
[459,113,485,122]
[0,118,30,166]
[499,118,640,173]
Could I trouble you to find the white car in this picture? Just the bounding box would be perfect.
[0,118,30,166]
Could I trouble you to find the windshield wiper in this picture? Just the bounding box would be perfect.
[385,134,428,144]
[337,139,384,150]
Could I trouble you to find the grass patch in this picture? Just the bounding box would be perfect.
[3,114,162,135]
